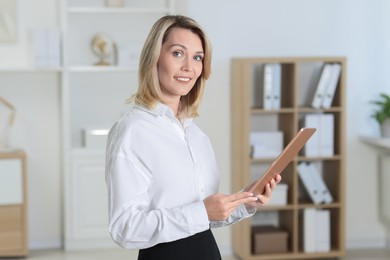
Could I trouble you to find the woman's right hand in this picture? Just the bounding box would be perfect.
[203,192,258,221]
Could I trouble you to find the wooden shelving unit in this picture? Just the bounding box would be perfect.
[231,57,346,260]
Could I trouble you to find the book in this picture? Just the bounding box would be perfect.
[322,63,341,108]
[312,64,333,109]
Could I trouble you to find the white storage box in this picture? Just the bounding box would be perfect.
[268,183,288,206]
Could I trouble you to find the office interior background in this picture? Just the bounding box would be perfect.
[0,0,389,257]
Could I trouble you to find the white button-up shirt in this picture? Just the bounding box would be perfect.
[105,103,254,249]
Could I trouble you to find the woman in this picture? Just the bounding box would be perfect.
[105,15,281,260]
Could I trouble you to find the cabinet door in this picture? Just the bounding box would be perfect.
[0,159,22,205]
[65,151,115,250]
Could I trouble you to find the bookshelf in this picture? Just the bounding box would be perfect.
[231,57,346,260]
[61,0,175,250]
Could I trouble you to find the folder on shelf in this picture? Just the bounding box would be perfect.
[307,162,333,204]
[31,27,61,67]
[250,131,283,159]
[311,63,333,109]
[303,208,317,253]
[316,209,331,252]
[322,63,341,108]
[303,113,334,157]
[303,208,331,252]
[298,162,323,205]
[272,63,281,109]
[263,64,274,110]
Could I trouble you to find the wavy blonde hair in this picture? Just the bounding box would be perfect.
[131,15,212,118]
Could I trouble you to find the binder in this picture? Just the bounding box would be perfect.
[307,162,333,204]
[312,64,333,109]
[319,114,334,157]
[303,114,320,157]
[322,63,341,108]
[31,28,47,67]
[297,162,323,204]
[272,63,281,109]
[250,131,283,159]
[316,209,331,252]
[47,28,61,67]
[303,113,334,157]
[263,64,274,110]
[303,208,317,253]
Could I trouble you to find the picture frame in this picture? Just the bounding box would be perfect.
[0,0,17,42]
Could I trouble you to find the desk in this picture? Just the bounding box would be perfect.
[360,137,390,232]
[0,150,28,257]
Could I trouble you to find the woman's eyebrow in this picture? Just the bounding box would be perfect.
[169,43,204,54]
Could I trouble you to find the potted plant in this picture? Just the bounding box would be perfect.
[371,93,390,137]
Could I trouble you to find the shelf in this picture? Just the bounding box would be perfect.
[0,67,62,73]
[251,155,342,164]
[68,66,137,73]
[360,136,390,150]
[251,108,295,114]
[298,107,342,113]
[68,7,170,14]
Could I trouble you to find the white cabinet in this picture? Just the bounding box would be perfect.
[0,151,28,257]
[64,150,115,250]
[61,0,175,250]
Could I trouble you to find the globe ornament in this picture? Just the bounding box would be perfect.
[91,33,115,66]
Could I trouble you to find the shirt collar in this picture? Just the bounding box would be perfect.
[133,102,194,126]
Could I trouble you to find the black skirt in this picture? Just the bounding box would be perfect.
[138,229,222,260]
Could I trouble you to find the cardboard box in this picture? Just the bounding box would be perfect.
[252,225,289,254]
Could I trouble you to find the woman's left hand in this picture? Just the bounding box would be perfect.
[245,174,282,208]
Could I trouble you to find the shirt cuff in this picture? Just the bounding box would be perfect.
[185,201,210,234]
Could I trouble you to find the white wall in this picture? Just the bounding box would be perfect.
[0,0,62,249]
[180,0,390,252]
[0,0,389,253]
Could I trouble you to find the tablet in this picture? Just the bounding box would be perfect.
[247,127,316,195]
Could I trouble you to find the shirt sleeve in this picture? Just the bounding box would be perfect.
[105,152,210,249]
[209,203,256,229]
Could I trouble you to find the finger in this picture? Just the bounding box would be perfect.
[230,196,258,208]
[262,183,271,197]
[269,178,276,190]
[228,191,254,202]
[275,174,282,183]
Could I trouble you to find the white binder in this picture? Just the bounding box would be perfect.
[312,64,333,109]
[272,63,281,109]
[263,64,275,110]
[307,162,333,204]
[298,162,323,204]
[322,63,341,108]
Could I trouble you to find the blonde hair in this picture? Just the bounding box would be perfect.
[131,15,212,118]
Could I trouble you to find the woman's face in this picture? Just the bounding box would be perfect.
[157,27,204,105]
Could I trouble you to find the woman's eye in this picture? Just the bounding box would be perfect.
[172,51,183,57]
[194,55,203,61]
